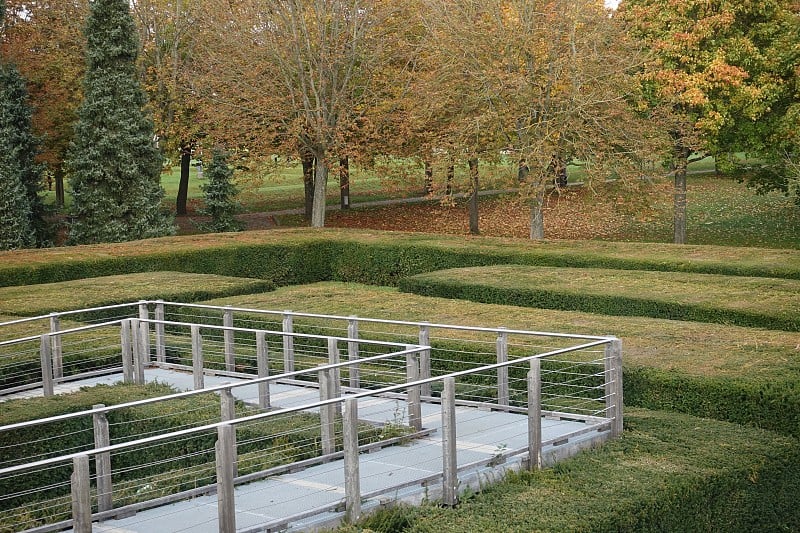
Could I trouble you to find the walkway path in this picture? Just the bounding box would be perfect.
[17,368,606,533]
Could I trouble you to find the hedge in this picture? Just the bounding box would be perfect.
[2,229,800,289]
[0,272,275,317]
[207,286,800,439]
[397,266,800,332]
[343,409,800,533]
[0,383,396,531]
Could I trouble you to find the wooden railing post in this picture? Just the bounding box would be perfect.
[347,317,360,389]
[70,454,92,533]
[215,424,237,533]
[219,386,238,477]
[120,320,133,383]
[418,323,431,397]
[527,359,542,470]
[441,376,458,507]
[191,325,204,390]
[39,334,54,397]
[49,313,63,379]
[319,370,336,456]
[131,318,145,384]
[93,404,113,512]
[328,338,342,402]
[406,347,422,431]
[256,331,270,409]
[343,397,361,523]
[282,311,295,373]
[496,328,509,408]
[223,307,235,372]
[154,300,166,363]
[605,338,624,437]
[138,301,151,364]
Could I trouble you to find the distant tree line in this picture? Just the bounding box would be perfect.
[1,0,797,248]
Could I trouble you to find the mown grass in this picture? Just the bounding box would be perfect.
[0,272,274,316]
[610,176,800,248]
[398,265,800,331]
[341,408,800,533]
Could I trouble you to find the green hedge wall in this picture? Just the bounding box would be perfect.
[369,409,800,533]
[3,232,800,289]
[397,275,799,332]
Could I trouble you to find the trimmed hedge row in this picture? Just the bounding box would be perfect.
[397,268,800,332]
[157,306,800,439]
[345,409,800,532]
[0,272,275,317]
[2,230,800,290]
[0,383,392,527]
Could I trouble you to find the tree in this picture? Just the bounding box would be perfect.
[418,0,661,239]
[0,65,35,250]
[197,149,243,232]
[716,2,800,205]
[66,0,174,244]
[191,0,400,227]
[620,0,793,243]
[1,0,88,207]
[131,0,201,216]
[0,64,50,247]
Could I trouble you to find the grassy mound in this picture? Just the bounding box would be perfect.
[398,265,800,331]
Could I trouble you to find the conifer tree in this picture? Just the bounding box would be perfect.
[198,149,244,233]
[66,0,173,244]
[0,63,46,249]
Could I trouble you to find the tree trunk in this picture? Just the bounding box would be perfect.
[302,149,315,220]
[54,168,65,207]
[529,186,545,240]
[176,145,191,215]
[446,165,454,197]
[424,160,433,194]
[468,158,479,235]
[311,149,328,227]
[339,156,350,209]
[673,143,689,244]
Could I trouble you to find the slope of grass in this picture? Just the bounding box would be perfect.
[0,272,274,316]
[398,265,800,331]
